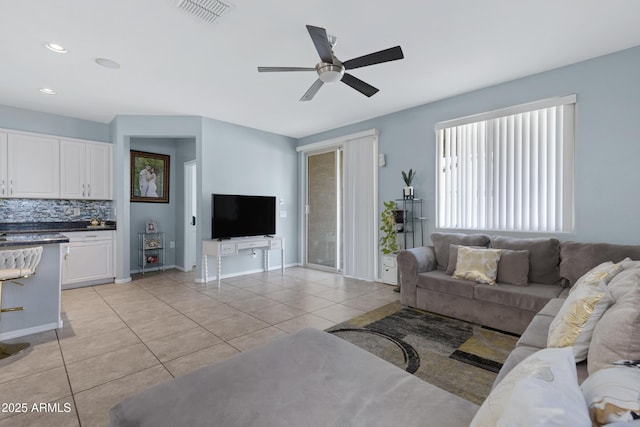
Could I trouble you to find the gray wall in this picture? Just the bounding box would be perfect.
[298,46,640,245]
[129,137,178,272]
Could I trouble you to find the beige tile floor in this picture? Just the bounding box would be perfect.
[0,267,398,427]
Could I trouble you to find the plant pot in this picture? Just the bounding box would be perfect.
[403,186,414,199]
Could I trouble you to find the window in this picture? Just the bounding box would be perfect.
[436,95,575,232]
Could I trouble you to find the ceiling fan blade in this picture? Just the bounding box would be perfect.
[258,66,316,72]
[343,46,404,70]
[300,79,324,102]
[306,25,333,64]
[341,73,379,97]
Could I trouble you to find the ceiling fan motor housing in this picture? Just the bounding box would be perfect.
[317,62,345,83]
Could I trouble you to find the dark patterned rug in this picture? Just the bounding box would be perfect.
[326,302,519,404]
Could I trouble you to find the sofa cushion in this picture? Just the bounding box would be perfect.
[431,232,490,271]
[536,298,565,318]
[580,366,640,427]
[417,270,476,299]
[496,249,530,287]
[548,278,613,363]
[516,313,555,349]
[567,260,624,293]
[472,347,590,427]
[447,246,530,286]
[588,266,640,374]
[560,241,640,285]
[490,236,561,285]
[452,246,502,285]
[474,282,563,312]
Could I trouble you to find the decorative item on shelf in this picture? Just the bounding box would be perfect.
[145,220,158,233]
[90,217,100,226]
[402,169,416,199]
[146,255,158,264]
[144,238,162,250]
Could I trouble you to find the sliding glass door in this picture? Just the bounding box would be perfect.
[306,149,343,271]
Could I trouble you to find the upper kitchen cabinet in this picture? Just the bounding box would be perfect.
[60,139,113,200]
[0,133,7,196]
[5,133,60,198]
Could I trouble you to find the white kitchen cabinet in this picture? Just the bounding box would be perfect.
[60,139,112,200]
[61,230,115,289]
[0,133,7,197]
[6,133,60,198]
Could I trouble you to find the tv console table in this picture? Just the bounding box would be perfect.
[202,236,285,285]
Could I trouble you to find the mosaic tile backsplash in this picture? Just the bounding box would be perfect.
[0,199,114,223]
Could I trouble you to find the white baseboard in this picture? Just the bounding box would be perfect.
[115,277,132,284]
[203,263,298,283]
[0,322,59,341]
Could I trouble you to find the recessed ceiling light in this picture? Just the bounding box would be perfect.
[95,58,120,69]
[39,88,56,95]
[45,43,68,54]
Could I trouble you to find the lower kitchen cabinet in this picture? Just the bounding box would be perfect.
[61,230,115,289]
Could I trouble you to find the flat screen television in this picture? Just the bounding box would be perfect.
[212,194,276,239]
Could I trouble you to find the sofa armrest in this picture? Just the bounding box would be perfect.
[397,246,437,307]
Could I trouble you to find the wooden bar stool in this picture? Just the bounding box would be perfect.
[0,246,43,359]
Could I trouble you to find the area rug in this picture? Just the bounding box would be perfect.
[326,302,519,404]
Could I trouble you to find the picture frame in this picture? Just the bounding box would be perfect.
[131,150,170,203]
[145,220,158,233]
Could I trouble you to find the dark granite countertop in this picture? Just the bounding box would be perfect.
[0,221,117,234]
[0,233,69,247]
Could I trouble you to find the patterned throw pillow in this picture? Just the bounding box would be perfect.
[548,261,625,362]
[452,246,502,285]
[580,365,640,426]
[470,347,590,427]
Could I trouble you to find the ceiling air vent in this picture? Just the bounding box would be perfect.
[176,0,230,23]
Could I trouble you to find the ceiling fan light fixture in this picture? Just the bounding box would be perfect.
[318,64,344,83]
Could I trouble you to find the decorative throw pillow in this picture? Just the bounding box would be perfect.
[430,232,490,271]
[445,244,484,275]
[452,247,502,285]
[470,347,590,427]
[547,276,613,362]
[568,260,625,293]
[496,249,530,286]
[580,365,640,426]
[588,265,640,374]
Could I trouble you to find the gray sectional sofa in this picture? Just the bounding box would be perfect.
[397,233,640,335]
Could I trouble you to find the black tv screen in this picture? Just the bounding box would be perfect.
[212,194,276,239]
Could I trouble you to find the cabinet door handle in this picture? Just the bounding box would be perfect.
[87,183,91,197]
[82,184,85,197]
[10,179,13,195]
[1,180,4,195]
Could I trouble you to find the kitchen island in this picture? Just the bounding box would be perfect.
[0,232,69,340]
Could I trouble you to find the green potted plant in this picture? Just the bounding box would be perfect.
[402,169,416,199]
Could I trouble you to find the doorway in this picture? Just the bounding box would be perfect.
[184,161,197,271]
[305,149,343,271]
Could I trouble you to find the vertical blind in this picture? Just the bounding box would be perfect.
[436,96,575,232]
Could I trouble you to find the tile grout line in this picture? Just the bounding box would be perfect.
[55,327,84,427]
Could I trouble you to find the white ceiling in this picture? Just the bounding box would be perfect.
[1,0,640,138]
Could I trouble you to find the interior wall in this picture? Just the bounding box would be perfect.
[129,137,178,272]
[174,137,197,270]
[201,117,299,277]
[298,46,640,246]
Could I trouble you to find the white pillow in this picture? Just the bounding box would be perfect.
[470,347,590,427]
[580,365,640,426]
[452,246,502,285]
[548,277,613,362]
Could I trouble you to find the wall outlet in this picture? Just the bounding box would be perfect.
[73,207,80,216]
[169,241,175,248]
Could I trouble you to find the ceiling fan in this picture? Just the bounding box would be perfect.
[258,25,404,101]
